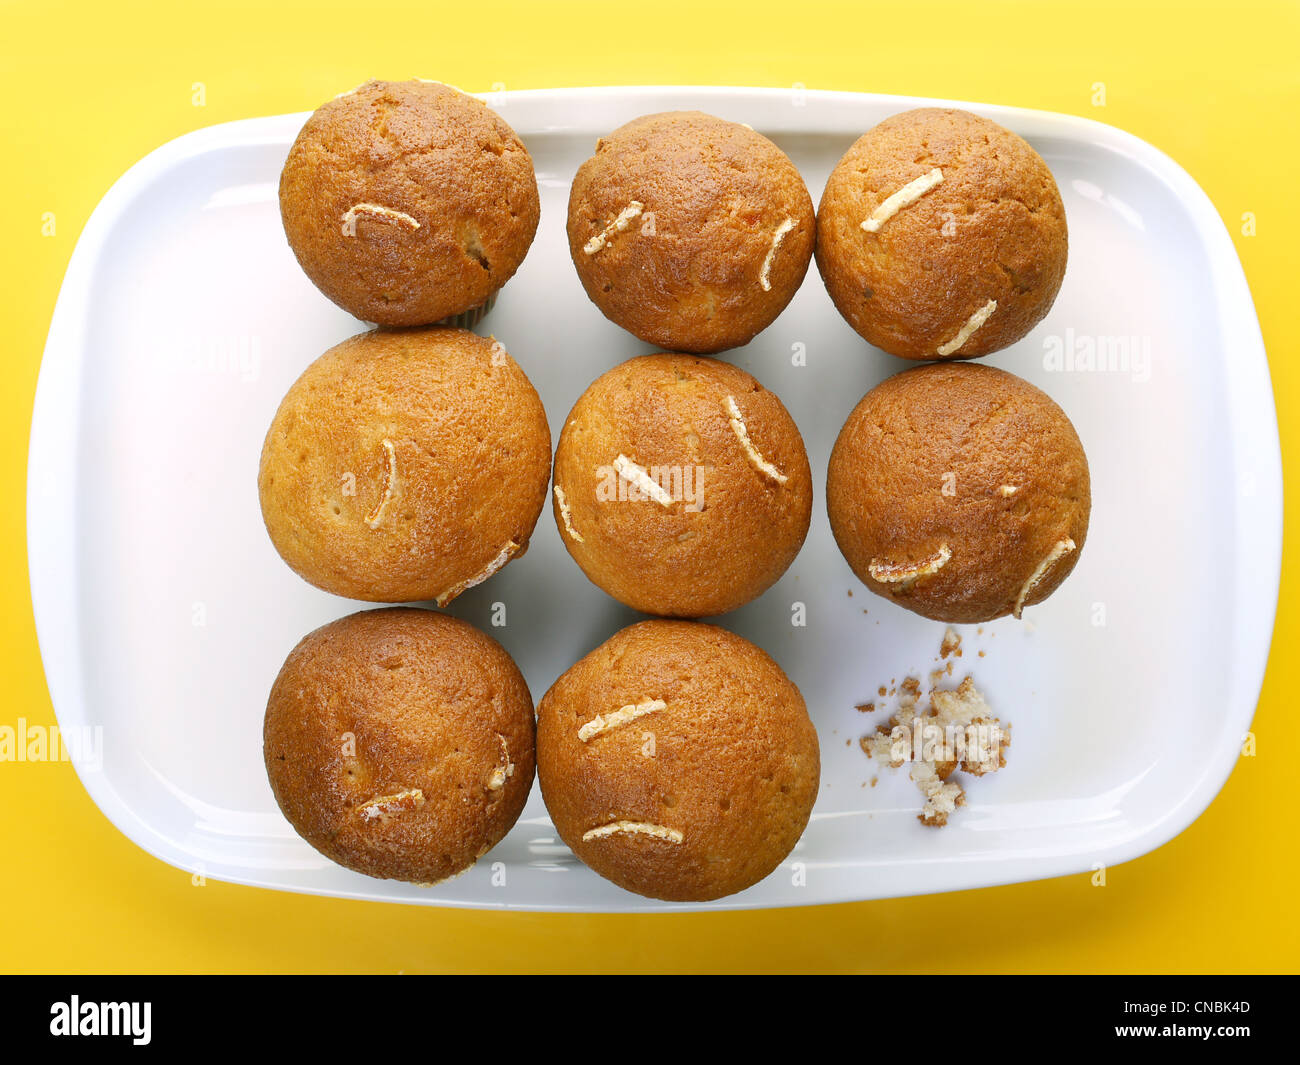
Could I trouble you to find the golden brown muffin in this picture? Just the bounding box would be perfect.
[826,364,1089,622]
[551,353,812,617]
[258,327,550,604]
[280,79,540,327]
[264,608,535,884]
[816,108,1067,360]
[567,111,815,353]
[536,620,820,902]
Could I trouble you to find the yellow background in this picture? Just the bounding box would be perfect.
[2,0,1295,973]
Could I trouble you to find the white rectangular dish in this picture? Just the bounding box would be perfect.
[28,87,1280,911]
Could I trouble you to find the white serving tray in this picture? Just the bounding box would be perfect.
[28,87,1280,911]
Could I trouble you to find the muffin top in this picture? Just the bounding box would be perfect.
[264,608,535,884]
[258,327,551,604]
[816,108,1067,360]
[827,363,1089,623]
[551,353,812,617]
[536,620,820,901]
[280,79,540,326]
[567,111,815,353]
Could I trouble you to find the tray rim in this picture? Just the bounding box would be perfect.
[26,85,1283,912]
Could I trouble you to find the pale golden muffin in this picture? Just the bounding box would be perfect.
[258,327,550,604]
[264,608,535,884]
[279,79,540,327]
[827,364,1089,623]
[551,353,812,617]
[536,620,820,902]
[567,111,815,353]
[816,108,1067,360]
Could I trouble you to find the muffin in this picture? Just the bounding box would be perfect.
[567,111,815,353]
[536,620,820,902]
[264,608,535,884]
[826,364,1090,622]
[280,79,540,327]
[258,327,550,604]
[816,108,1067,360]
[551,353,812,617]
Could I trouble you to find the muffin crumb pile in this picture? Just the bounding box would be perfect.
[859,633,1010,827]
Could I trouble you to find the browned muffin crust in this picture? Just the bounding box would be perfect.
[258,327,550,604]
[264,608,535,884]
[536,620,820,902]
[816,108,1067,360]
[280,79,540,326]
[551,353,812,617]
[567,111,815,353]
[826,363,1090,622]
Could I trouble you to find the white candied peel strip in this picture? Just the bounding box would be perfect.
[487,734,515,791]
[578,699,667,742]
[999,484,1019,497]
[364,438,398,529]
[613,454,674,507]
[1013,537,1076,619]
[435,540,520,607]
[726,396,788,484]
[861,168,944,233]
[582,821,683,844]
[583,201,643,255]
[341,203,422,235]
[937,299,998,357]
[553,485,584,543]
[868,544,951,584]
[758,218,797,292]
[358,788,425,821]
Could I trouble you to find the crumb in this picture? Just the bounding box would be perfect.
[857,631,1010,827]
[939,627,962,659]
